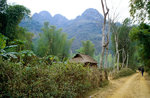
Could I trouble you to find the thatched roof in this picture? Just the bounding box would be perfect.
[70,54,97,64]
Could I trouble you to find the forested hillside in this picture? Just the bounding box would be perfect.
[20,8,104,53]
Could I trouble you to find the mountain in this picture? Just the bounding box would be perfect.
[32,11,53,24]
[20,8,104,54]
[52,14,68,28]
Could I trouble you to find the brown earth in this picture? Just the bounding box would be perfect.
[88,72,150,98]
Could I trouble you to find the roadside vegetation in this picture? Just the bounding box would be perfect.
[0,58,102,97]
[112,68,135,79]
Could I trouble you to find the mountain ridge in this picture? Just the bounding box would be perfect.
[20,8,104,54]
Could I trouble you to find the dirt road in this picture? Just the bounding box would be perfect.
[88,72,150,98]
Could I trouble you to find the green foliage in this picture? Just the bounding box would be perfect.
[15,27,34,50]
[19,50,36,66]
[35,22,74,59]
[130,23,150,67]
[0,0,30,41]
[10,40,26,52]
[130,0,150,22]
[99,80,109,87]
[0,51,18,61]
[43,55,59,65]
[76,40,95,57]
[0,37,35,64]
[107,54,114,67]
[111,18,136,68]
[113,68,135,79]
[0,34,19,60]
[111,19,131,53]
[5,5,30,40]
[0,0,7,12]
[144,66,150,75]
[0,58,102,98]
[0,34,7,49]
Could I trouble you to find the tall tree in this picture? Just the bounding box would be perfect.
[0,0,30,41]
[5,5,30,40]
[100,0,109,69]
[76,40,95,57]
[35,22,74,59]
[100,0,109,81]
[111,18,137,69]
[129,23,150,68]
[111,21,124,70]
[16,27,34,50]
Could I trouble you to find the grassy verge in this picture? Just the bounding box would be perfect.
[113,68,135,79]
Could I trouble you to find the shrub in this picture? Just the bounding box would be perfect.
[0,58,102,98]
[113,68,135,79]
[144,66,150,75]
[19,50,36,66]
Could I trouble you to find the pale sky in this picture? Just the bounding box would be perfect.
[7,0,130,21]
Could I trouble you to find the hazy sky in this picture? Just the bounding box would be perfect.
[7,0,130,21]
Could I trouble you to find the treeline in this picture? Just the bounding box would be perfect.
[98,0,150,73]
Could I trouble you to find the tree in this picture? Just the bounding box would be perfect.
[100,0,109,69]
[111,18,134,70]
[129,0,150,69]
[0,0,30,41]
[16,27,34,50]
[117,19,132,68]
[5,5,30,40]
[110,21,120,70]
[129,23,150,67]
[35,22,74,59]
[100,0,109,81]
[130,0,150,22]
[76,40,95,57]
[0,0,7,13]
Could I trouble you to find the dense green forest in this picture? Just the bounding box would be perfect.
[0,0,150,97]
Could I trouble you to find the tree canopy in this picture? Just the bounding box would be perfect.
[35,22,74,59]
[129,23,150,67]
[76,40,95,57]
[130,0,150,22]
[0,0,30,41]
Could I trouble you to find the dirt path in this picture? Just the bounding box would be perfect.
[88,72,150,98]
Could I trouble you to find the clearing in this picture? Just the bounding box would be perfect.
[88,72,150,98]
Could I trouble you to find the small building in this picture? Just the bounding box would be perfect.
[70,54,97,67]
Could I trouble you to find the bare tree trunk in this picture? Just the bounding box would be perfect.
[104,18,110,80]
[104,39,109,69]
[100,26,106,69]
[104,17,110,69]
[122,48,126,68]
[104,46,108,80]
[100,0,109,68]
[121,48,123,68]
[126,53,129,68]
[115,34,119,71]
[100,0,109,81]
